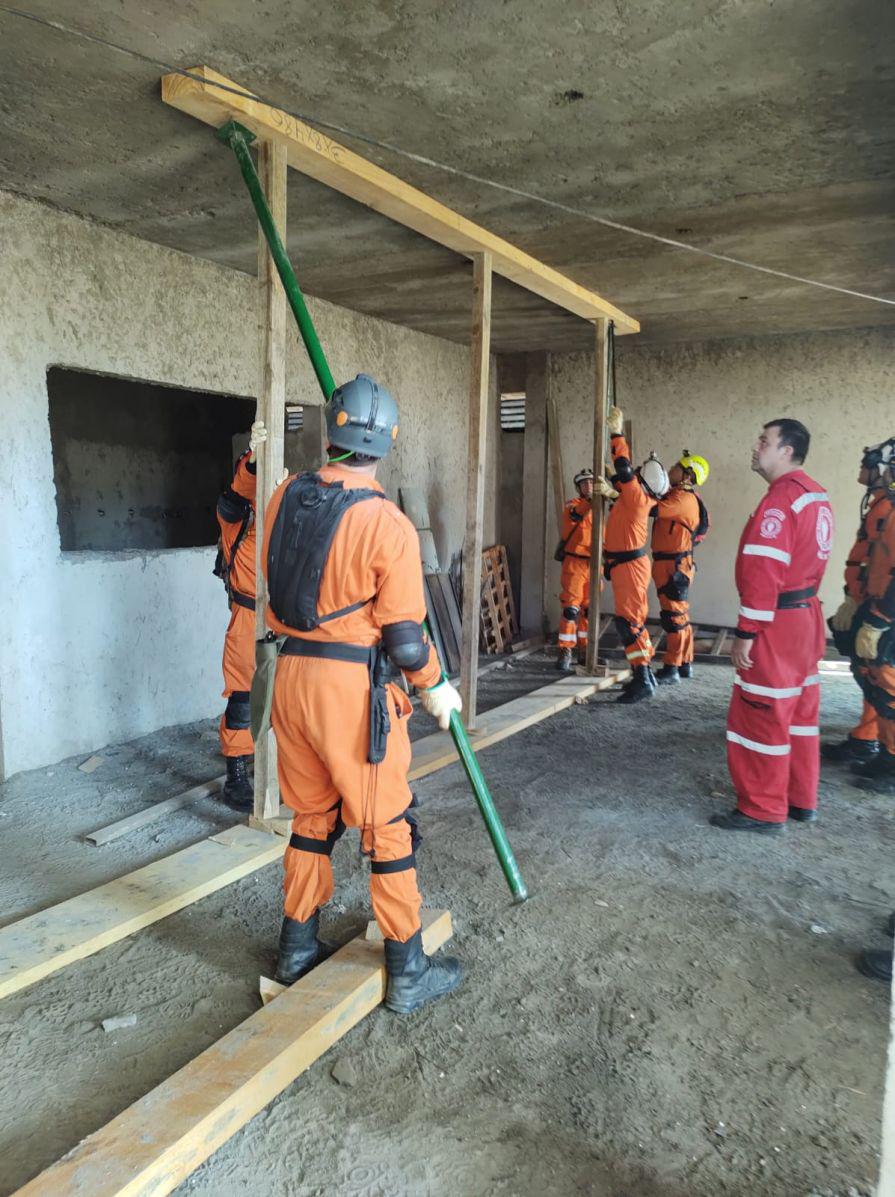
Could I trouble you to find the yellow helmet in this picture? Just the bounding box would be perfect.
[679,451,709,487]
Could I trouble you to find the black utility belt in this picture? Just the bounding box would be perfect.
[563,551,591,560]
[230,590,256,612]
[777,586,818,610]
[280,637,390,765]
[603,545,647,578]
[652,550,692,562]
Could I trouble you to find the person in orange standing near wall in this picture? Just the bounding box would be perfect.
[601,404,670,704]
[822,440,893,767]
[214,419,268,811]
[555,468,595,672]
[261,373,463,1015]
[650,452,710,686]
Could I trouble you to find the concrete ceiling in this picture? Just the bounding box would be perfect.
[1,0,893,352]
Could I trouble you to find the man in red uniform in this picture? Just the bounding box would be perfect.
[215,419,267,811]
[555,468,595,672]
[651,452,710,685]
[822,443,892,766]
[262,374,462,1014]
[603,404,670,704]
[712,418,833,834]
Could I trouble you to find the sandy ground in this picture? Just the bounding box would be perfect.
[0,656,891,1197]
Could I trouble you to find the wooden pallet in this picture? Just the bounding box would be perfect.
[480,544,519,654]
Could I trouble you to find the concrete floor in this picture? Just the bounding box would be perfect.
[0,656,890,1196]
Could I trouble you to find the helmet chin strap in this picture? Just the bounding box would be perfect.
[327,449,354,463]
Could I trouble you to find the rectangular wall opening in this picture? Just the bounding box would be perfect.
[48,367,256,552]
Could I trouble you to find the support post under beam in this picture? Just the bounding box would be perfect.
[459,253,492,732]
[585,319,610,675]
[253,140,287,820]
[519,354,549,638]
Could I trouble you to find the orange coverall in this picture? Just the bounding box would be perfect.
[217,452,257,758]
[861,494,895,757]
[844,490,888,743]
[651,486,700,667]
[604,433,654,665]
[557,495,592,655]
[262,465,442,944]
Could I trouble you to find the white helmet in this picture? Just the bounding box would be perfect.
[639,452,670,499]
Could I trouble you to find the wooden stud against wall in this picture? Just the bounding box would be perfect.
[585,319,610,675]
[253,140,287,821]
[459,252,493,732]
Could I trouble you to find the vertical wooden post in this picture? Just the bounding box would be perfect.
[253,140,287,820]
[459,252,492,732]
[585,319,610,675]
[547,390,566,537]
[519,353,549,637]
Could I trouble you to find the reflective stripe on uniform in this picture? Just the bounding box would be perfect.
[626,648,649,660]
[726,730,791,756]
[802,673,822,686]
[791,491,830,514]
[789,725,820,736]
[742,544,792,565]
[739,605,775,621]
[735,677,803,699]
[558,632,576,644]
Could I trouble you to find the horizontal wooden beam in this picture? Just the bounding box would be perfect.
[15,911,452,1196]
[161,66,639,334]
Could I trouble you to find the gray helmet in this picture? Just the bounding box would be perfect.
[325,374,398,459]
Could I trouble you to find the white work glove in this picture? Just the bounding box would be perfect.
[596,475,619,500]
[855,621,886,661]
[248,420,268,460]
[419,680,462,730]
[607,405,624,436]
[830,595,858,632]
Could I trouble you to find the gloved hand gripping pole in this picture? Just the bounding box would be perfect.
[219,120,529,903]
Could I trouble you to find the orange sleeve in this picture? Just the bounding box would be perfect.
[231,452,257,503]
[372,511,441,689]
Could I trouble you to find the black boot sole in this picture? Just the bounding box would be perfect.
[709,814,784,835]
[856,952,894,983]
[787,807,817,823]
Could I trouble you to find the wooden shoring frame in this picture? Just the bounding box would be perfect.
[584,319,611,674]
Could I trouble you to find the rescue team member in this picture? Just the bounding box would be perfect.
[555,468,595,672]
[214,420,267,811]
[848,440,895,795]
[650,452,710,685]
[712,418,833,834]
[602,404,670,704]
[823,441,893,766]
[261,374,462,1014]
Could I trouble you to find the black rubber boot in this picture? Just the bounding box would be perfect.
[617,664,656,704]
[787,805,818,823]
[384,928,463,1014]
[679,661,694,679]
[274,912,331,985]
[857,765,895,795]
[222,754,253,812]
[709,808,784,836]
[556,648,574,673]
[654,664,680,686]
[822,736,879,765]
[856,948,893,983]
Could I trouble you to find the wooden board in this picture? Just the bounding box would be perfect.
[0,826,285,1002]
[85,776,226,846]
[519,353,549,637]
[435,572,464,656]
[585,319,611,674]
[427,574,461,674]
[161,67,638,333]
[423,575,453,676]
[16,911,452,1196]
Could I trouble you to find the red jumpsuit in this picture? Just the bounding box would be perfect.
[651,486,701,667]
[557,495,592,657]
[604,433,654,666]
[217,452,257,758]
[843,490,889,743]
[861,494,895,757]
[727,469,834,822]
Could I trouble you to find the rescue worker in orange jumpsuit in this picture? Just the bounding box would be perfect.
[262,374,462,1014]
[712,418,833,834]
[823,441,893,766]
[215,419,267,811]
[602,404,670,704]
[555,468,595,672]
[848,439,895,795]
[651,452,710,685]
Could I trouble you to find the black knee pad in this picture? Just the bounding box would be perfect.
[225,691,251,730]
[614,616,636,647]
[562,605,580,622]
[659,610,690,634]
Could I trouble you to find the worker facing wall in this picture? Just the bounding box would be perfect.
[546,326,895,632]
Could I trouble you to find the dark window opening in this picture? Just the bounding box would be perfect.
[47,367,256,552]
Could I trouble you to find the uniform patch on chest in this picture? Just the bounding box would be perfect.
[760,507,786,539]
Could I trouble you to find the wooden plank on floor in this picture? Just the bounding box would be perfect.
[84,776,226,846]
[0,826,285,1002]
[15,911,453,1197]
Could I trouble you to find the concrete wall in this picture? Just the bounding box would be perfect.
[0,191,496,778]
[547,326,895,628]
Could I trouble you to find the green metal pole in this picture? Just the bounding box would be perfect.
[221,122,528,904]
[216,120,335,402]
